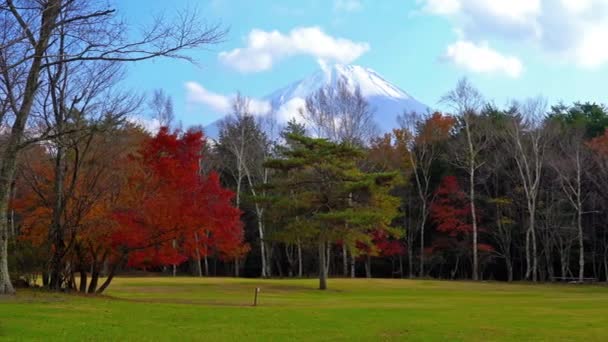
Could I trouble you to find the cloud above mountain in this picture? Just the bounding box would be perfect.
[443,40,523,78]
[185,82,270,115]
[419,0,608,74]
[218,26,370,72]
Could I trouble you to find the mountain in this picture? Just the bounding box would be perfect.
[205,64,429,138]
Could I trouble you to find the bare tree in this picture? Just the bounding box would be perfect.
[300,79,377,145]
[0,0,226,294]
[504,97,549,281]
[217,94,271,277]
[549,126,589,282]
[441,78,486,280]
[148,89,174,128]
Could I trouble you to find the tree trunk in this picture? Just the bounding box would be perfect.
[256,208,267,278]
[0,0,61,295]
[204,254,209,276]
[506,258,513,282]
[578,205,584,282]
[96,254,126,294]
[79,269,87,293]
[342,244,348,277]
[469,167,479,281]
[318,240,327,290]
[325,242,331,275]
[531,211,538,282]
[365,255,372,278]
[350,252,356,278]
[408,241,414,278]
[0,232,13,294]
[604,250,608,283]
[297,239,302,278]
[419,203,427,278]
[48,134,66,290]
[194,232,203,277]
[88,262,99,294]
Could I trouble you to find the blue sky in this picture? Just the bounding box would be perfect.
[117,0,608,127]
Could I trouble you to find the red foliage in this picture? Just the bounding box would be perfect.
[429,176,493,254]
[356,229,405,258]
[112,127,247,268]
[430,176,472,236]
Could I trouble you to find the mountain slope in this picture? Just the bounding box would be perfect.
[205,64,429,138]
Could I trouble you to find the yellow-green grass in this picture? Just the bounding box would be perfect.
[1,277,608,341]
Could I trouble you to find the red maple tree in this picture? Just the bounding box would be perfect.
[112,127,247,270]
[429,176,493,257]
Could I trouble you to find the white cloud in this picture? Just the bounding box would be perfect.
[444,40,523,78]
[185,82,271,115]
[185,82,231,113]
[421,0,461,15]
[275,97,307,122]
[418,0,608,69]
[218,26,370,72]
[334,0,362,12]
[127,116,161,133]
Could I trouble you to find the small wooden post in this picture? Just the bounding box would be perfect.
[253,287,260,306]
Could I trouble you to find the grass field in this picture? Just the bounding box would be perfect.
[1,277,608,341]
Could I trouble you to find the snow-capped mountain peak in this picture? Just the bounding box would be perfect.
[265,64,416,107]
[205,64,428,137]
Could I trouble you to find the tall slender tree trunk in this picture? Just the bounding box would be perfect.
[506,258,513,282]
[469,167,479,281]
[530,208,538,281]
[297,239,302,278]
[365,255,372,278]
[49,147,66,289]
[256,210,267,278]
[419,203,427,278]
[325,242,331,275]
[525,229,531,280]
[172,239,177,277]
[204,254,209,277]
[350,252,356,278]
[194,232,203,277]
[577,200,584,282]
[408,242,414,278]
[342,244,348,277]
[318,240,327,290]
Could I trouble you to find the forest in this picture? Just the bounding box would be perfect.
[3,0,608,296]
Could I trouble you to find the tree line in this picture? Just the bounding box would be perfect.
[3,1,608,295]
[210,79,608,289]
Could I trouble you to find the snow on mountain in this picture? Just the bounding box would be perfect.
[205,64,429,138]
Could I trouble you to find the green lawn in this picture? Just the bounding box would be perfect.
[1,277,608,341]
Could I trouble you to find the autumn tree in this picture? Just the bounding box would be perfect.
[430,176,492,279]
[0,0,226,294]
[14,124,147,292]
[105,128,245,291]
